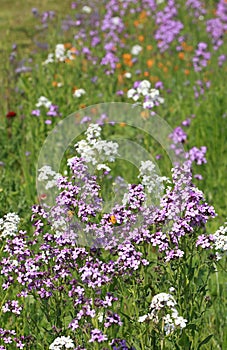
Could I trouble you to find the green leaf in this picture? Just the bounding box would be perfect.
[198,334,213,349]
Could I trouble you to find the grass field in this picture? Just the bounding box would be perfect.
[0,1,226,349]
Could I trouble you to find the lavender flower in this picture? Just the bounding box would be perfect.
[193,42,211,72]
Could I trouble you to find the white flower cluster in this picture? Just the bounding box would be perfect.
[138,292,187,335]
[73,88,86,98]
[0,213,20,239]
[74,123,119,167]
[127,80,164,109]
[49,336,75,349]
[82,5,92,14]
[138,160,169,196]
[131,44,142,55]
[212,222,227,260]
[38,165,61,190]
[36,96,52,108]
[43,44,75,65]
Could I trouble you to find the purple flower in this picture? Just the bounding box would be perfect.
[45,120,52,125]
[169,127,187,144]
[206,18,225,50]
[218,54,227,67]
[187,146,207,165]
[89,329,107,343]
[47,104,60,117]
[31,109,40,117]
[193,42,211,72]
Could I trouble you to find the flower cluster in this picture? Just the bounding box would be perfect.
[0,328,33,350]
[186,0,206,19]
[0,213,20,239]
[75,123,119,168]
[192,42,211,72]
[127,80,164,109]
[138,160,168,198]
[43,43,76,64]
[193,79,211,99]
[138,292,187,335]
[49,336,75,349]
[38,165,61,190]
[73,88,86,98]
[155,0,184,52]
[195,219,227,260]
[33,96,61,123]
[206,18,226,51]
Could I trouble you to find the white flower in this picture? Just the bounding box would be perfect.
[73,88,86,98]
[97,312,104,322]
[137,80,151,95]
[36,96,52,108]
[38,166,61,190]
[85,123,102,144]
[49,336,75,349]
[124,72,132,79]
[143,101,154,109]
[97,164,111,172]
[163,314,175,335]
[138,314,148,322]
[43,53,54,65]
[0,213,20,239]
[127,88,140,101]
[213,223,227,252]
[111,16,121,26]
[145,292,188,334]
[75,124,119,165]
[82,5,92,13]
[55,44,65,62]
[138,160,168,196]
[174,316,187,328]
[127,88,137,99]
[131,44,142,55]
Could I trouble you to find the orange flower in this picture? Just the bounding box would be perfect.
[123,53,132,61]
[52,81,58,87]
[123,53,133,67]
[80,104,86,109]
[178,52,185,60]
[147,59,154,68]
[158,62,164,68]
[146,45,153,51]
[116,63,122,69]
[139,10,147,20]
[134,20,139,27]
[184,69,190,75]
[163,66,168,73]
[144,71,149,77]
[138,35,144,42]
[174,65,179,71]
[70,47,77,54]
[109,215,117,224]
[119,122,126,127]
[64,42,71,49]
[65,58,73,64]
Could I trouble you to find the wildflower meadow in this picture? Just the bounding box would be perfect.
[0,1,227,349]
